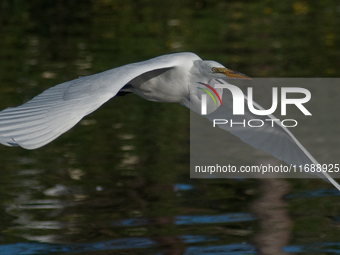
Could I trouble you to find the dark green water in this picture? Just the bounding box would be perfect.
[1,1,340,254]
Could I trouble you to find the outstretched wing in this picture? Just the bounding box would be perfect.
[0,53,185,149]
[205,80,340,190]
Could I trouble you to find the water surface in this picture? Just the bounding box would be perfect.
[1,1,340,254]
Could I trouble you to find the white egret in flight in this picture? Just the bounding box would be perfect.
[0,52,339,190]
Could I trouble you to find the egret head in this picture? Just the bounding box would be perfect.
[192,60,250,80]
[186,60,250,115]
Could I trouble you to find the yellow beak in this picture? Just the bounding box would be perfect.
[223,69,252,79]
[213,67,251,79]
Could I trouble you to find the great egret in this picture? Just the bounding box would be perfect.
[0,52,339,190]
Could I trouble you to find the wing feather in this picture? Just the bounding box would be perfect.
[206,82,340,189]
[0,53,190,149]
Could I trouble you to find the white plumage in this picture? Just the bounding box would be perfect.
[0,52,339,190]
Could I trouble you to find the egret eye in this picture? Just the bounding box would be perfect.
[211,67,218,73]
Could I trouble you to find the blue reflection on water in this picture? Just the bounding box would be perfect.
[111,212,255,227]
[285,188,340,199]
[283,242,340,253]
[183,243,257,255]
[0,238,156,255]
[173,183,194,191]
[180,235,218,243]
[175,213,255,225]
